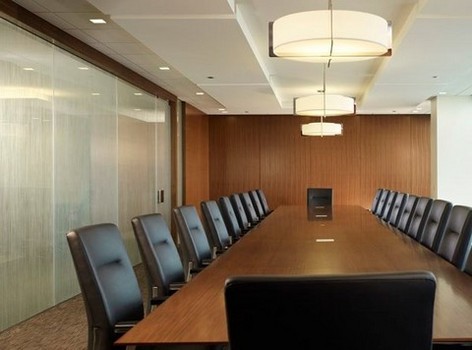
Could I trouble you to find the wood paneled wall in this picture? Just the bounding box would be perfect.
[206,114,431,209]
[183,104,210,207]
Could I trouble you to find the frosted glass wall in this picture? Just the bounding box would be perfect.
[0,18,171,331]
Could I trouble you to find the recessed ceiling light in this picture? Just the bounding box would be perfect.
[134,108,142,111]
[91,92,100,96]
[159,66,170,71]
[23,67,34,71]
[89,18,107,24]
[196,92,205,96]
[218,108,226,111]
[78,66,89,70]
[133,92,143,96]
[438,91,447,95]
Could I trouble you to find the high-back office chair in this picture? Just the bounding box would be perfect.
[420,199,452,251]
[256,189,272,215]
[307,188,332,207]
[388,192,407,227]
[230,193,252,232]
[406,197,433,240]
[249,189,265,219]
[131,213,186,312]
[436,205,472,268]
[397,194,418,233]
[463,247,472,275]
[173,205,214,273]
[239,192,260,225]
[201,200,232,251]
[370,188,383,213]
[224,272,436,350]
[381,191,398,222]
[219,196,243,240]
[66,223,143,350]
[374,189,390,216]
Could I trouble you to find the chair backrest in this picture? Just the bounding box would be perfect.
[388,192,407,226]
[173,205,212,268]
[131,213,186,299]
[406,197,433,240]
[256,189,271,215]
[225,272,436,350]
[420,199,452,251]
[239,192,259,224]
[66,223,143,350]
[381,191,398,222]
[436,205,472,267]
[374,189,390,216]
[370,188,383,213]
[397,194,418,233]
[307,188,332,207]
[219,196,242,240]
[463,245,472,275]
[201,200,232,250]
[249,190,265,219]
[230,193,251,231]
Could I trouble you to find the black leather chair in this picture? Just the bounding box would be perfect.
[370,188,383,213]
[397,194,418,233]
[307,187,332,207]
[462,245,472,275]
[249,189,265,219]
[173,205,214,273]
[219,196,243,240]
[436,205,472,268]
[420,199,452,252]
[374,189,390,217]
[230,193,252,232]
[131,213,186,313]
[239,192,260,225]
[256,189,272,215]
[381,191,398,222]
[66,223,143,350]
[201,200,232,251]
[388,192,407,227]
[225,272,436,350]
[406,197,433,240]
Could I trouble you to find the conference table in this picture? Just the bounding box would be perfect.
[116,205,472,347]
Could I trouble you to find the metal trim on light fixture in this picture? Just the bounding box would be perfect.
[269,1,391,62]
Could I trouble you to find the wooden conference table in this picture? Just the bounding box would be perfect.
[117,205,472,346]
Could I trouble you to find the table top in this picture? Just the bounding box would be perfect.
[117,205,472,346]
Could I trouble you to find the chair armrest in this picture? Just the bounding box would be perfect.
[169,282,186,291]
[114,320,139,334]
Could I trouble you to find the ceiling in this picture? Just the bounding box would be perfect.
[10,0,472,115]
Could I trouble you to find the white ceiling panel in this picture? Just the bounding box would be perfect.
[10,0,472,115]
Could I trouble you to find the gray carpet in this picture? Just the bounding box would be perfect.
[0,264,147,350]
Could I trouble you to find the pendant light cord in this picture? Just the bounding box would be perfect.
[328,0,333,68]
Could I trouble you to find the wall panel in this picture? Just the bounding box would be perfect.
[184,104,210,207]
[209,116,260,199]
[208,114,430,210]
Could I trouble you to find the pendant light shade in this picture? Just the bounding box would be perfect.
[301,122,343,136]
[294,94,354,116]
[269,10,391,61]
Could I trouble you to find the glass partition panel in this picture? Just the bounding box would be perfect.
[117,80,158,264]
[0,20,54,330]
[53,49,118,302]
[0,17,172,331]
